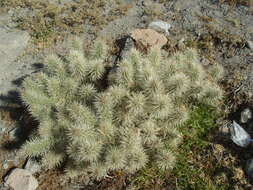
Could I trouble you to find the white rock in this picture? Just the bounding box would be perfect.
[4,168,38,190]
[148,20,171,35]
[240,108,252,123]
[247,40,253,50]
[230,121,251,147]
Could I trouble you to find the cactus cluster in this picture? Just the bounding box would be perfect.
[20,37,223,179]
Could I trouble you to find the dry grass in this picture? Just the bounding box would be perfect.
[219,0,253,7]
[0,0,131,48]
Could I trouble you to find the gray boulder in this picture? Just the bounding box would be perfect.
[4,168,38,190]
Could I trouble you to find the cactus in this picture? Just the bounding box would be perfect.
[20,38,223,180]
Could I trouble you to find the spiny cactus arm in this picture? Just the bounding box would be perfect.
[94,92,114,120]
[90,39,108,60]
[115,59,135,88]
[77,83,97,103]
[78,139,102,162]
[107,86,129,104]
[67,103,96,125]
[42,152,65,169]
[45,76,62,101]
[126,93,146,116]
[38,119,54,137]
[66,123,96,144]
[69,36,84,51]
[59,78,79,104]
[64,160,90,179]
[21,74,50,104]
[164,128,182,149]
[105,146,126,170]
[124,147,148,173]
[143,75,165,95]
[127,48,143,66]
[44,54,66,77]
[88,162,109,179]
[140,120,159,145]
[66,50,86,78]
[198,83,223,106]
[148,93,172,119]
[155,148,176,171]
[159,61,177,81]
[21,137,53,157]
[85,59,106,81]
[147,47,162,67]
[179,61,204,82]
[162,106,189,128]
[164,73,190,96]
[98,120,116,141]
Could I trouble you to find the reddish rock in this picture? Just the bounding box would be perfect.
[131,29,167,51]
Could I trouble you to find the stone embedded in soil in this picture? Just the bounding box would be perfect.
[148,20,171,35]
[0,121,6,134]
[240,108,252,123]
[0,184,9,190]
[4,168,38,190]
[0,27,30,99]
[131,29,167,50]
[247,40,253,50]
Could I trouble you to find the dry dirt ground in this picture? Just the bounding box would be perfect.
[0,0,252,189]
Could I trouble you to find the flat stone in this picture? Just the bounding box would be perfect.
[0,27,30,97]
[4,168,38,190]
[148,20,171,35]
[0,27,30,69]
[131,29,167,51]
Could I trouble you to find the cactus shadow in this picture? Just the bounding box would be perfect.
[0,90,38,151]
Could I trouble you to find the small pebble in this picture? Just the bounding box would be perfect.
[240,108,252,123]
[247,40,253,50]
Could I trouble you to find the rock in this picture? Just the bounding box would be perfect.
[24,159,41,174]
[0,27,31,98]
[247,40,253,50]
[8,127,21,141]
[240,108,252,123]
[4,168,38,190]
[230,121,251,147]
[3,161,9,170]
[0,27,30,70]
[0,184,9,190]
[0,121,7,134]
[148,20,171,35]
[177,38,185,50]
[131,29,167,50]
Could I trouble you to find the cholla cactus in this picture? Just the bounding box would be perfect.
[20,37,223,180]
